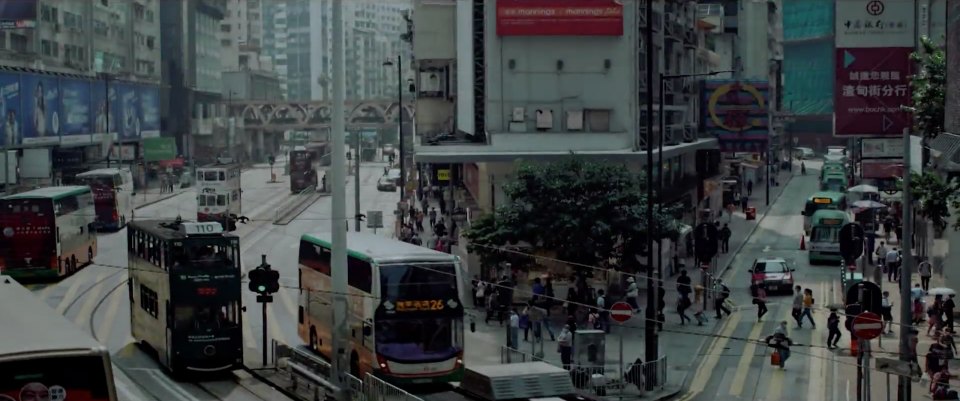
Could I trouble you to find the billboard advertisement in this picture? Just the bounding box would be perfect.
[496,0,623,36]
[0,72,20,147]
[861,137,905,158]
[833,47,912,136]
[139,85,160,138]
[116,82,140,142]
[0,0,37,29]
[835,0,916,48]
[701,80,770,152]
[59,78,92,145]
[21,74,60,145]
[946,0,960,134]
[90,81,114,143]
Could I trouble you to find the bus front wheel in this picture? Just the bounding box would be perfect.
[350,351,360,378]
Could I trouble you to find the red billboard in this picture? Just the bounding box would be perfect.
[496,0,624,36]
[834,47,913,137]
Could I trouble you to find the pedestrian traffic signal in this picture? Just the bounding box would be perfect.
[267,154,275,165]
[839,222,865,265]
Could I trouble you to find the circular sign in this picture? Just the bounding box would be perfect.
[852,312,883,340]
[866,0,885,16]
[610,301,633,323]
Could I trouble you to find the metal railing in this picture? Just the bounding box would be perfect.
[498,345,668,396]
[360,373,424,401]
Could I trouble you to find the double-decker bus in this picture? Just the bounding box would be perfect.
[0,275,118,400]
[127,219,243,375]
[195,163,242,229]
[802,191,847,234]
[76,168,134,231]
[289,150,318,193]
[298,232,465,384]
[0,186,97,280]
[809,209,851,265]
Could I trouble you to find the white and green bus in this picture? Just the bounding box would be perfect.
[298,232,466,384]
[808,209,851,265]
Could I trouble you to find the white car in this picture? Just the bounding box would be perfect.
[377,176,397,192]
[386,168,402,185]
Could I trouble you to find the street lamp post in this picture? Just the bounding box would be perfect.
[643,0,656,378]
[657,69,732,310]
[383,56,406,227]
[99,73,113,168]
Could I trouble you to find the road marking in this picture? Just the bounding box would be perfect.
[763,246,771,252]
[242,306,257,349]
[96,283,125,342]
[280,286,298,319]
[74,271,111,326]
[268,302,286,346]
[55,274,85,314]
[728,316,766,396]
[145,368,203,401]
[685,312,743,397]
[112,367,149,401]
[764,301,798,400]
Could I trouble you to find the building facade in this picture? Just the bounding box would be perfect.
[263,0,414,101]
[219,0,271,72]
[412,0,726,278]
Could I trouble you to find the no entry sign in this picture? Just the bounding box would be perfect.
[610,301,633,323]
[852,312,883,340]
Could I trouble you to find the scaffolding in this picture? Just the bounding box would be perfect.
[782,0,834,116]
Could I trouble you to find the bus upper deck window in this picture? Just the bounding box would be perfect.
[197,172,204,181]
[217,195,226,206]
[197,195,206,206]
[204,171,218,181]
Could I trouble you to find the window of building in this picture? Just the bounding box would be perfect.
[0,32,6,51]
[41,40,51,56]
[221,24,231,32]
[221,39,232,46]
[9,34,26,53]
[146,10,154,22]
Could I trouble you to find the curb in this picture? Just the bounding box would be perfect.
[133,190,188,210]
[671,170,796,399]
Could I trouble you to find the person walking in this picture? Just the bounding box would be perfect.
[751,283,768,322]
[508,309,520,348]
[715,279,732,319]
[557,325,573,370]
[919,257,934,292]
[875,241,888,274]
[677,291,691,325]
[800,288,816,328]
[676,269,693,303]
[720,224,732,254]
[886,247,900,282]
[944,294,956,334]
[827,309,842,349]
[881,291,894,334]
[428,207,438,227]
[740,195,749,213]
[625,276,639,311]
[596,289,609,333]
[693,285,707,325]
[791,286,804,328]
[766,322,794,369]
[747,180,753,197]
[928,295,944,337]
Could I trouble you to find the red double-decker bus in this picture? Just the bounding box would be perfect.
[289,150,318,193]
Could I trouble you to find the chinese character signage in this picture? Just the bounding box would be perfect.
[701,80,769,152]
[496,0,623,36]
[834,47,912,136]
[836,0,916,48]
[395,300,445,312]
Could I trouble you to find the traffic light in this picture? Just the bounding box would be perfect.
[267,154,275,166]
[248,268,267,294]
[263,268,280,294]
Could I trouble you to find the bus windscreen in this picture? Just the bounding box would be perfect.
[378,263,459,302]
[0,355,112,401]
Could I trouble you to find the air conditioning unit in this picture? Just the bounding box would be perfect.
[566,110,583,131]
[535,109,553,129]
[511,107,525,122]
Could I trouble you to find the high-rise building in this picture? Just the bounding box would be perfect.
[219,0,271,72]
[263,0,413,101]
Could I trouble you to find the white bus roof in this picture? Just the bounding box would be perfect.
[302,232,458,264]
[198,163,241,170]
[0,276,107,357]
[77,168,130,177]
[2,185,90,201]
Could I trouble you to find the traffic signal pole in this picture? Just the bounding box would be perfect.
[898,128,914,401]
[330,1,350,399]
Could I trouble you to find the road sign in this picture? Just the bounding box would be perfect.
[694,223,719,262]
[845,281,883,315]
[609,302,633,323]
[852,312,883,340]
[367,210,383,229]
[839,222,865,263]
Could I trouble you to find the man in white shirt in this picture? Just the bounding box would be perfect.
[886,248,900,283]
[508,309,520,348]
[918,258,934,292]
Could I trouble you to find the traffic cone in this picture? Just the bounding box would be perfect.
[800,235,806,250]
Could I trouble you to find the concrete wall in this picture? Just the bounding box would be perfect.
[482,1,637,143]
[412,0,455,59]
[415,97,454,136]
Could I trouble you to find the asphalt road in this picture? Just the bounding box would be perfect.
[28,160,402,401]
[677,161,849,401]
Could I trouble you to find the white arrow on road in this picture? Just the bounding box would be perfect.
[762,246,771,253]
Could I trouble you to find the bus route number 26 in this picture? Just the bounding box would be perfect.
[397,300,444,312]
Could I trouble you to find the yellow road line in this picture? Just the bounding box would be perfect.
[96,285,125,343]
[74,272,111,326]
[55,275,85,314]
[684,312,743,398]
[728,317,766,396]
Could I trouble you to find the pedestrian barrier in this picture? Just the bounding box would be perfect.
[360,372,424,401]
[498,345,667,397]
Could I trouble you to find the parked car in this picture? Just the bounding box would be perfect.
[377,176,397,192]
[386,168,402,186]
[748,257,795,294]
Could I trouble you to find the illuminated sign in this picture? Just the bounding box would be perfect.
[396,300,445,312]
[196,287,218,296]
[814,198,833,204]
[821,218,845,225]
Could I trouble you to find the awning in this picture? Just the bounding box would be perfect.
[929,133,960,173]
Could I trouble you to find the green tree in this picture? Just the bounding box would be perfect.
[909,36,946,140]
[908,172,959,232]
[464,158,680,273]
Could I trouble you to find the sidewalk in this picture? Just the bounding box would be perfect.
[406,165,796,400]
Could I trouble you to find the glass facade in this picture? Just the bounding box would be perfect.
[782,0,834,116]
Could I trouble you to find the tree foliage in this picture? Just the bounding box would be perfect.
[909,171,959,232]
[909,36,946,139]
[464,158,681,273]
